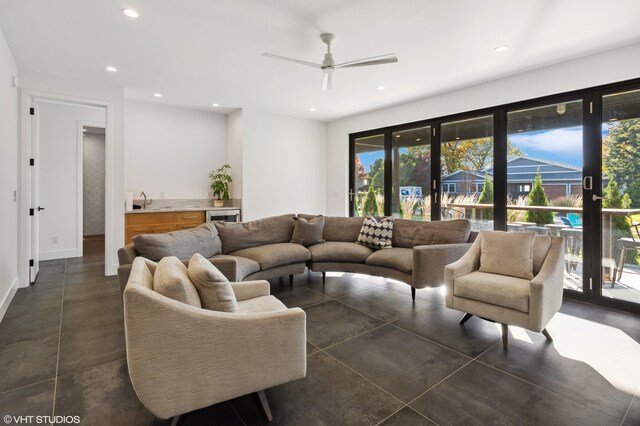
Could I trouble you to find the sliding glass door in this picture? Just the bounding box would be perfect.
[600,88,640,304]
[440,115,493,231]
[351,134,386,217]
[506,100,584,292]
[391,127,431,220]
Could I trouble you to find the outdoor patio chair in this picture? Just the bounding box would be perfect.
[567,213,583,228]
[560,217,572,227]
[612,221,640,287]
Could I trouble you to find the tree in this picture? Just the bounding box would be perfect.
[603,179,631,232]
[524,170,554,225]
[369,158,384,190]
[441,137,524,175]
[361,185,380,216]
[355,156,368,183]
[603,119,640,207]
[477,174,493,220]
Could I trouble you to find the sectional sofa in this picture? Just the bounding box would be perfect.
[118,214,477,300]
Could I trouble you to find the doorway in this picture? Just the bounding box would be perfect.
[21,93,111,285]
[81,125,106,262]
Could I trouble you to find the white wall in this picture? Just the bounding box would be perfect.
[241,109,326,220]
[227,110,243,200]
[18,68,125,278]
[37,101,105,259]
[83,132,105,236]
[125,101,227,199]
[326,42,640,215]
[0,29,19,319]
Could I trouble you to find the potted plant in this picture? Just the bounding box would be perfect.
[209,164,232,207]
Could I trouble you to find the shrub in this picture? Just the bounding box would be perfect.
[362,185,380,216]
[524,170,554,225]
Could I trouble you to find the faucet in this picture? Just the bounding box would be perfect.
[140,191,151,209]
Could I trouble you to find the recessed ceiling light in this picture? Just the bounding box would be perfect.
[494,45,509,53]
[455,136,461,140]
[153,93,162,98]
[517,129,524,132]
[105,66,117,72]
[122,8,139,18]
[376,86,385,91]
[309,107,317,112]
[82,128,86,132]
[416,138,421,141]
[212,103,220,107]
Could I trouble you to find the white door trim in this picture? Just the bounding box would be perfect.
[19,89,115,287]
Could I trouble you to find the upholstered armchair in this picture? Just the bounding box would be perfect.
[444,231,565,350]
[123,257,306,423]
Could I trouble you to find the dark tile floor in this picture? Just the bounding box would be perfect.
[0,240,639,425]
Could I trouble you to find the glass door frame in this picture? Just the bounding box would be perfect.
[349,77,640,314]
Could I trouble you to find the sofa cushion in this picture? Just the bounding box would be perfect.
[357,217,394,250]
[230,243,311,270]
[479,231,535,280]
[210,254,261,280]
[188,253,237,312]
[133,223,221,261]
[322,216,365,242]
[291,216,325,247]
[237,295,287,314]
[454,271,530,313]
[365,247,413,273]
[392,219,471,248]
[215,214,296,254]
[153,256,202,308]
[308,242,374,263]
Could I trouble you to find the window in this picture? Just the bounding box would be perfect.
[442,183,456,193]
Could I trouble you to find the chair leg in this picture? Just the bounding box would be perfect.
[616,247,626,284]
[322,272,326,287]
[252,390,273,423]
[501,324,509,351]
[542,328,553,342]
[170,415,182,426]
[459,313,473,325]
[411,287,416,301]
[289,274,294,288]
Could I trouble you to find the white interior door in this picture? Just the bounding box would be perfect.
[29,103,40,283]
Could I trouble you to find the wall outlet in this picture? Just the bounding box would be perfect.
[52,236,59,244]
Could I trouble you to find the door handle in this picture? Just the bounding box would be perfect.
[592,194,604,201]
[37,206,45,211]
[349,190,355,201]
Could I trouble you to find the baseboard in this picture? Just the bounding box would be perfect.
[108,263,118,276]
[0,278,19,322]
[39,248,79,261]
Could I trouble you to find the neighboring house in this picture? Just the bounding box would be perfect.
[441,157,594,200]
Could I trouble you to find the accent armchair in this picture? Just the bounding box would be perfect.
[444,232,565,350]
[123,257,307,423]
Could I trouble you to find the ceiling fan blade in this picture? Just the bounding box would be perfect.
[336,54,398,68]
[262,53,321,68]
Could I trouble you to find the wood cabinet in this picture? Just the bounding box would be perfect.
[125,211,205,244]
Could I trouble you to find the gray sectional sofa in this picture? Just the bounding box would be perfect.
[118,214,477,300]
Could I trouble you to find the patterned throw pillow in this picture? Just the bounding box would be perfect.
[356,217,394,250]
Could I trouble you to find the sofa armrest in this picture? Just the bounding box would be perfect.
[444,238,481,306]
[208,256,238,281]
[230,280,270,301]
[413,242,473,288]
[528,237,565,332]
[118,243,138,266]
[123,286,306,419]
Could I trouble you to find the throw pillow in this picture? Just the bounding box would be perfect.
[479,231,535,280]
[153,256,202,307]
[291,216,325,246]
[188,253,238,312]
[356,217,394,250]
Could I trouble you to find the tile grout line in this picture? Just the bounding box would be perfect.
[0,378,56,397]
[320,322,390,352]
[618,382,638,425]
[404,358,475,408]
[50,258,67,417]
[387,321,479,361]
[474,358,626,422]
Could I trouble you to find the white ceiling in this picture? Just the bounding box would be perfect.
[1,0,639,121]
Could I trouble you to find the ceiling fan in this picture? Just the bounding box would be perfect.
[263,33,398,92]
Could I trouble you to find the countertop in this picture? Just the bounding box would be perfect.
[126,198,241,214]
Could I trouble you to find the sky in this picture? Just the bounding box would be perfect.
[357,125,613,172]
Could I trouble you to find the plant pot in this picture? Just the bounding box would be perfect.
[213,199,224,207]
